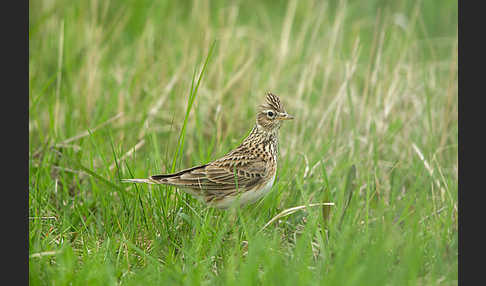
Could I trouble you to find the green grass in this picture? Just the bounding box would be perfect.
[29,0,458,285]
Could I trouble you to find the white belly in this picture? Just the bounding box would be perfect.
[215,175,276,209]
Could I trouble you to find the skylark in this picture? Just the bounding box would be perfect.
[122,92,294,208]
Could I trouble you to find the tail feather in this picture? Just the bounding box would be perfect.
[122,164,209,186]
[150,164,208,180]
[121,178,158,184]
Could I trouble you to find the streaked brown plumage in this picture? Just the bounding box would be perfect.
[122,92,294,208]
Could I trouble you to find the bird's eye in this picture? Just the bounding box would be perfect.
[267,111,275,118]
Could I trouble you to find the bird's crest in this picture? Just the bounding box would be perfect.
[261,92,284,112]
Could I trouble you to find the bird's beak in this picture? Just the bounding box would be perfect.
[278,113,295,120]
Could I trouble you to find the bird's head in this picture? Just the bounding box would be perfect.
[256,92,294,132]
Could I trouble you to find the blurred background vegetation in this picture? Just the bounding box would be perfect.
[29,0,457,285]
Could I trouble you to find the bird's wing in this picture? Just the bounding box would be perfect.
[149,148,269,195]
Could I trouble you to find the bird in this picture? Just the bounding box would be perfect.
[122,92,294,209]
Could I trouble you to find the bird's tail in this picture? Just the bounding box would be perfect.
[122,164,209,185]
[121,178,158,184]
